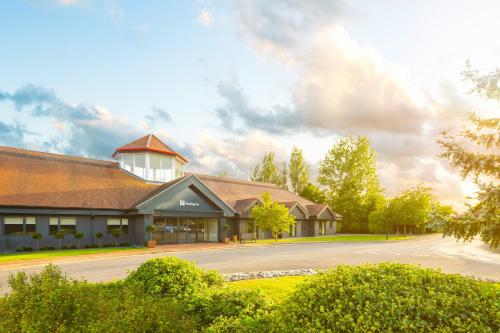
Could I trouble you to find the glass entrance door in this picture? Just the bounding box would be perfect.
[153,217,178,244]
[178,219,196,243]
[153,217,218,244]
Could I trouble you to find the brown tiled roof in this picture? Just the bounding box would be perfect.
[0,146,158,210]
[193,174,315,209]
[113,134,188,163]
[305,204,327,217]
[232,198,260,215]
[306,204,341,219]
[0,146,331,216]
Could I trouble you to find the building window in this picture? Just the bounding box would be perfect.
[319,221,326,236]
[289,224,296,237]
[329,220,333,228]
[50,217,76,234]
[246,220,255,234]
[123,154,134,172]
[26,217,36,233]
[134,154,146,178]
[3,217,37,236]
[4,217,24,235]
[60,218,76,234]
[49,217,59,234]
[107,218,128,233]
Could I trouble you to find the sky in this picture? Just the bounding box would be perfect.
[1,0,499,210]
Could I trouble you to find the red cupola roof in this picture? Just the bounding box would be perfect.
[113,134,188,163]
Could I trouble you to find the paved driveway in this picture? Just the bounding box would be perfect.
[1,235,498,294]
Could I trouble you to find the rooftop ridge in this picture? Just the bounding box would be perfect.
[191,173,283,189]
[0,146,117,169]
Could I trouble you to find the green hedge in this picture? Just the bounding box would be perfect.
[125,257,223,299]
[0,265,195,332]
[266,263,499,332]
[1,259,498,332]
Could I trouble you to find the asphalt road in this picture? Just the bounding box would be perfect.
[1,235,498,293]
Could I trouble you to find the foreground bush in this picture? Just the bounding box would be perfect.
[1,259,497,332]
[0,265,195,332]
[267,263,499,332]
[126,257,223,299]
[187,286,268,328]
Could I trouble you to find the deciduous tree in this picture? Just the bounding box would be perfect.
[250,192,295,241]
[318,136,383,233]
[288,147,310,194]
[250,152,288,189]
[299,183,326,204]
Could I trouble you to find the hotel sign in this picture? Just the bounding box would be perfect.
[179,200,200,207]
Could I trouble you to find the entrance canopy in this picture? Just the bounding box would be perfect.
[136,175,236,217]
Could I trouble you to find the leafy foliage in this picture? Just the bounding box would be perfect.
[0,265,194,332]
[266,263,499,332]
[250,152,288,189]
[186,286,268,328]
[439,63,500,248]
[125,257,223,299]
[288,146,310,194]
[1,260,498,332]
[250,192,296,240]
[299,182,326,204]
[426,201,455,232]
[318,136,383,233]
[368,186,433,234]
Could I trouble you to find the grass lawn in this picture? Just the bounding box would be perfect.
[230,276,305,302]
[0,247,145,263]
[256,234,415,244]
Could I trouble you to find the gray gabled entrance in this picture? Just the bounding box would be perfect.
[136,175,236,244]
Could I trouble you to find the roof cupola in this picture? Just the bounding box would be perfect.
[113,134,187,183]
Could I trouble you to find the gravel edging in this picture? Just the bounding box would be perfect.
[223,269,321,282]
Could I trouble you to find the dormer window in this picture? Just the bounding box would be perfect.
[113,134,188,183]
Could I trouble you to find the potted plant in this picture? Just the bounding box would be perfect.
[145,224,157,248]
[111,228,121,247]
[95,232,103,248]
[74,232,84,249]
[32,232,42,251]
[54,230,65,250]
[223,224,231,244]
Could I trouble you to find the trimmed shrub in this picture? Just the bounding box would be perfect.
[102,243,115,248]
[187,286,268,328]
[267,263,500,332]
[119,242,130,247]
[0,265,195,332]
[126,257,223,299]
[39,246,55,251]
[14,246,33,252]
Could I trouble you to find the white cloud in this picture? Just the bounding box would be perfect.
[220,1,478,209]
[198,9,214,27]
[52,0,87,6]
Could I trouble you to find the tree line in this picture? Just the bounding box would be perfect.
[250,136,451,234]
[248,62,499,248]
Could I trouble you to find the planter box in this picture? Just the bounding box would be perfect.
[147,240,157,248]
[223,237,230,244]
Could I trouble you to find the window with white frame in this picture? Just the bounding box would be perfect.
[4,217,24,235]
[26,217,36,233]
[50,217,76,234]
[123,154,134,172]
[107,218,128,233]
